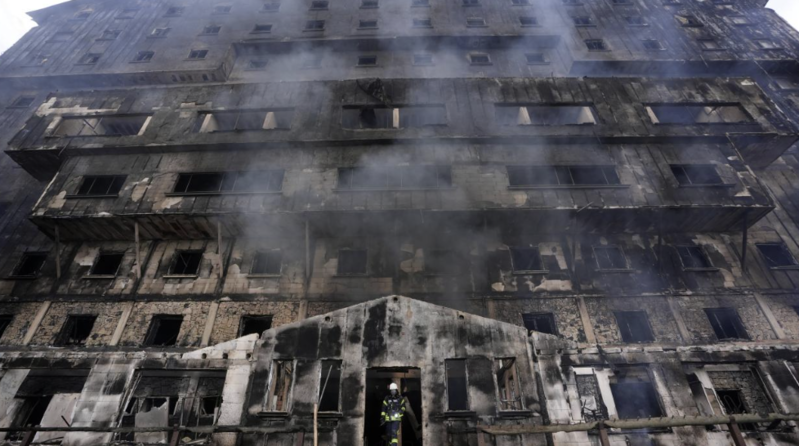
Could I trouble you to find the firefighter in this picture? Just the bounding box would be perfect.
[380,382,406,446]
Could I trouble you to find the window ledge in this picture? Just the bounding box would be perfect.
[768,265,799,270]
[163,274,199,279]
[335,187,454,192]
[682,267,719,272]
[677,184,735,188]
[508,185,628,190]
[444,411,477,418]
[317,412,344,419]
[164,191,282,197]
[595,268,634,273]
[83,274,117,280]
[257,411,290,419]
[65,194,120,199]
[247,274,282,278]
[512,270,548,275]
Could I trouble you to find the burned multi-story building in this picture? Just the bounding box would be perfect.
[1,0,799,445]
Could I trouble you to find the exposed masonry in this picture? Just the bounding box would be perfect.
[0,0,798,445]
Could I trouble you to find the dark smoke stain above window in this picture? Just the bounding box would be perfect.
[509,246,545,272]
[251,250,282,275]
[10,253,47,278]
[144,315,183,346]
[53,115,149,137]
[522,313,557,335]
[614,311,654,343]
[57,315,97,346]
[74,175,126,197]
[172,171,284,195]
[338,166,451,190]
[705,308,748,340]
[676,245,714,270]
[756,243,799,269]
[337,249,367,275]
[496,104,596,125]
[594,246,628,270]
[169,251,203,276]
[670,165,723,186]
[240,315,273,338]
[342,105,446,129]
[195,109,294,132]
[89,252,124,277]
[507,166,620,187]
[188,49,209,60]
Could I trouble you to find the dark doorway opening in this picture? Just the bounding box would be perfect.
[365,368,422,446]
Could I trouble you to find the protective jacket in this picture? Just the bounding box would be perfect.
[381,395,406,422]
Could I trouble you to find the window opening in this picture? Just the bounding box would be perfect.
[170,251,203,275]
[496,105,597,125]
[510,246,544,272]
[188,49,209,59]
[756,243,798,268]
[496,359,522,411]
[173,171,284,194]
[677,245,713,269]
[144,315,184,346]
[251,250,282,275]
[239,315,273,338]
[671,165,722,186]
[90,252,124,276]
[338,249,368,275]
[576,374,608,421]
[445,359,469,411]
[705,308,748,340]
[507,166,618,186]
[196,110,294,132]
[318,360,342,412]
[265,360,294,412]
[0,315,12,339]
[614,311,654,343]
[133,51,154,62]
[522,313,557,335]
[594,246,627,269]
[469,53,491,65]
[585,39,607,51]
[57,315,97,346]
[11,253,47,278]
[54,116,148,137]
[337,166,451,189]
[609,372,663,419]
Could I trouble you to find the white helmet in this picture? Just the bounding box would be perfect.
[389,383,399,391]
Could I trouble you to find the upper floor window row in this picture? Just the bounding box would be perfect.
[507,165,621,187]
[194,109,294,132]
[342,105,447,129]
[51,115,150,137]
[171,171,285,195]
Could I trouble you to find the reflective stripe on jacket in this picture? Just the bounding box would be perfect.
[381,395,406,422]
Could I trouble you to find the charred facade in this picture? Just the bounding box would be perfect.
[1,0,799,445]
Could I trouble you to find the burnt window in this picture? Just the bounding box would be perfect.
[0,315,13,339]
[253,24,273,33]
[510,247,544,272]
[266,360,294,412]
[239,315,273,337]
[144,315,183,346]
[496,104,596,125]
[522,313,557,335]
[625,15,647,25]
[512,0,530,4]
[585,39,608,51]
[89,252,124,276]
[248,59,268,70]
[362,0,379,7]
[676,245,713,269]
[716,389,747,414]
[412,0,430,6]
[132,51,154,62]
[57,315,97,346]
[214,5,232,13]
[642,39,664,51]
[165,6,184,16]
[101,30,121,40]
[78,53,101,64]
[9,96,35,108]
[609,377,663,418]
[251,250,282,275]
[357,55,378,66]
[467,18,487,27]
[445,359,469,411]
[54,116,148,137]
[413,53,434,65]
[594,246,627,270]
[525,53,547,64]
[756,243,798,268]
[671,165,722,186]
[519,16,538,26]
[263,2,281,11]
[76,175,126,196]
[318,360,342,412]
[11,253,47,278]
[572,16,593,26]
[338,166,451,190]
[151,27,171,37]
[705,308,748,340]
[675,14,703,27]
[507,166,619,186]
[311,0,329,9]
[173,171,284,194]
[342,105,447,129]
[170,251,203,276]
[188,49,209,59]
[425,249,466,276]
[469,53,491,65]
[648,104,749,124]
[196,109,294,132]
[614,311,654,343]
[9,396,53,440]
[413,18,433,28]
[201,25,222,35]
[305,20,326,31]
[496,358,523,410]
[338,249,367,275]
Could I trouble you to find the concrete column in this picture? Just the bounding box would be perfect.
[22,301,51,345]
[109,302,135,346]
[666,296,692,342]
[201,301,221,347]
[576,297,596,343]
[752,293,786,339]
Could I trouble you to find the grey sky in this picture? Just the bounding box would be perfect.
[0,0,797,55]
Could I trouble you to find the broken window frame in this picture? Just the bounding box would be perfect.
[264,359,296,413]
[8,395,55,441]
[250,250,282,276]
[187,49,209,60]
[614,311,655,343]
[337,165,452,190]
[495,358,524,411]
[585,39,608,51]
[318,360,343,413]
[522,312,558,335]
[445,359,470,412]
[756,243,799,269]
[676,245,716,270]
[608,370,665,420]
[0,315,13,340]
[56,314,98,346]
[171,171,285,195]
[10,252,48,278]
[573,369,609,422]
[525,52,548,64]
[593,245,630,271]
[506,165,620,187]
[496,104,598,126]
[239,315,273,338]
[509,246,546,273]
[88,251,125,277]
[143,315,184,347]
[704,307,749,341]
[337,249,368,276]
[51,115,150,137]
[132,50,154,63]
[168,250,204,276]
[195,109,294,132]
[72,175,127,197]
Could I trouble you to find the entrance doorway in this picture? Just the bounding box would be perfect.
[364,368,423,446]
